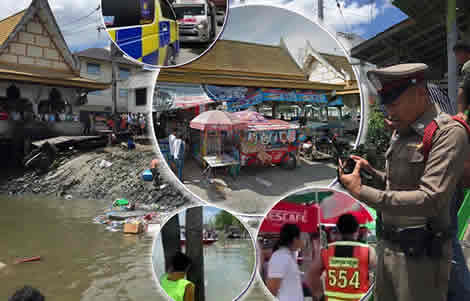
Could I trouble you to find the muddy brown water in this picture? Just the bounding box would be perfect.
[0,195,268,301]
[0,195,157,301]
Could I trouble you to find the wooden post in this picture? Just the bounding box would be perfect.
[161,214,181,272]
[186,207,205,301]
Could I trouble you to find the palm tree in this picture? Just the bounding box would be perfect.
[161,213,181,272]
[186,207,205,301]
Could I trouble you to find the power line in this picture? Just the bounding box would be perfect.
[59,5,100,28]
[335,0,351,33]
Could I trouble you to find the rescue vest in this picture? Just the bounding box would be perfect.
[159,273,192,301]
[321,241,370,301]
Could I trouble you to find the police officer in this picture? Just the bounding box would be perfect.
[307,214,377,301]
[453,41,470,120]
[338,63,470,301]
[160,252,195,301]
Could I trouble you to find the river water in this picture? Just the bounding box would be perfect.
[0,195,157,301]
[1,196,267,301]
[153,235,257,301]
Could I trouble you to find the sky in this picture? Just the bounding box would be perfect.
[0,0,408,53]
[177,206,222,226]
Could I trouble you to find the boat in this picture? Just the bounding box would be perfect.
[180,230,218,245]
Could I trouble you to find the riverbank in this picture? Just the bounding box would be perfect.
[0,143,191,212]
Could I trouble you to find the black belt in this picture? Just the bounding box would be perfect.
[382,225,452,257]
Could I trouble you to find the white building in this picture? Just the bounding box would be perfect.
[75,48,154,114]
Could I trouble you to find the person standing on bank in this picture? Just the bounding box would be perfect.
[338,63,470,301]
[266,223,304,301]
[453,41,470,121]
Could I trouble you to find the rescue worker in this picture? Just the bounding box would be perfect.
[160,252,195,301]
[338,63,470,301]
[453,41,470,120]
[307,214,377,301]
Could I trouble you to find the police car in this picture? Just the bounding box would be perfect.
[102,0,180,66]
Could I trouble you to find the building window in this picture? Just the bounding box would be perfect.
[87,63,101,75]
[135,88,147,106]
[120,88,129,97]
[119,68,130,80]
[88,90,102,96]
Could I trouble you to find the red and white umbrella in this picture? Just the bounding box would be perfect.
[190,110,247,131]
[231,110,267,122]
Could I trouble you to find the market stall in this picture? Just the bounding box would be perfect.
[189,110,246,178]
[233,110,300,169]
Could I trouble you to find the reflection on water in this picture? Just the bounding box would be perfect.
[0,196,157,301]
[153,236,256,301]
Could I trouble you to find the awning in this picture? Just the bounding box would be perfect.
[259,201,320,233]
[154,82,217,111]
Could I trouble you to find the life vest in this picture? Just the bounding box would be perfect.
[159,273,192,301]
[321,241,370,301]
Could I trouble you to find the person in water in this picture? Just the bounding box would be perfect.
[9,286,45,301]
[160,252,195,301]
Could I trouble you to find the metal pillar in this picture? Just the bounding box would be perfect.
[447,0,458,105]
[318,0,324,20]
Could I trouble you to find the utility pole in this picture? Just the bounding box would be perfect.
[110,42,120,115]
[317,0,324,21]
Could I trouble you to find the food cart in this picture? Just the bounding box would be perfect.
[234,111,300,169]
[189,110,245,179]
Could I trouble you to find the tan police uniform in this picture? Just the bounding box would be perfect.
[358,64,470,301]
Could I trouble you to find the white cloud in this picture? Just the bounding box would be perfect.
[0,0,108,51]
[235,0,393,36]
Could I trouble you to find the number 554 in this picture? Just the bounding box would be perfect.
[328,270,360,289]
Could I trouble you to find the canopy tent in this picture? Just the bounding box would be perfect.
[282,189,374,225]
[189,110,247,131]
[154,83,216,112]
[259,201,320,233]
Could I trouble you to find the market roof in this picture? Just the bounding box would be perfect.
[0,0,109,90]
[350,0,470,77]
[0,65,110,90]
[0,10,26,46]
[75,48,139,66]
[159,39,345,90]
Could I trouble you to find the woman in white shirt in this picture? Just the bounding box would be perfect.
[266,223,304,301]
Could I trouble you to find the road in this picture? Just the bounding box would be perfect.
[179,156,337,215]
[175,23,224,66]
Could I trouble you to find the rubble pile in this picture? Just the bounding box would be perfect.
[0,144,191,212]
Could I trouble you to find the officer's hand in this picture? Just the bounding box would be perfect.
[457,112,468,122]
[350,155,372,173]
[338,158,362,199]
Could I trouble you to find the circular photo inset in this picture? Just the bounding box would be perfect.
[100,0,229,67]
[257,187,376,301]
[152,205,257,301]
[151,4,363,214]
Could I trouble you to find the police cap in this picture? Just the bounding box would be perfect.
[367,63,429,105]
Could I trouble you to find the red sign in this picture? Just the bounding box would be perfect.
[260,201,320,233]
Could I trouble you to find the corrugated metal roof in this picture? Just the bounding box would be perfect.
[0,10,26,47]
[351,0,470,77]
[178,39,307,79]
[75,48,139,66]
